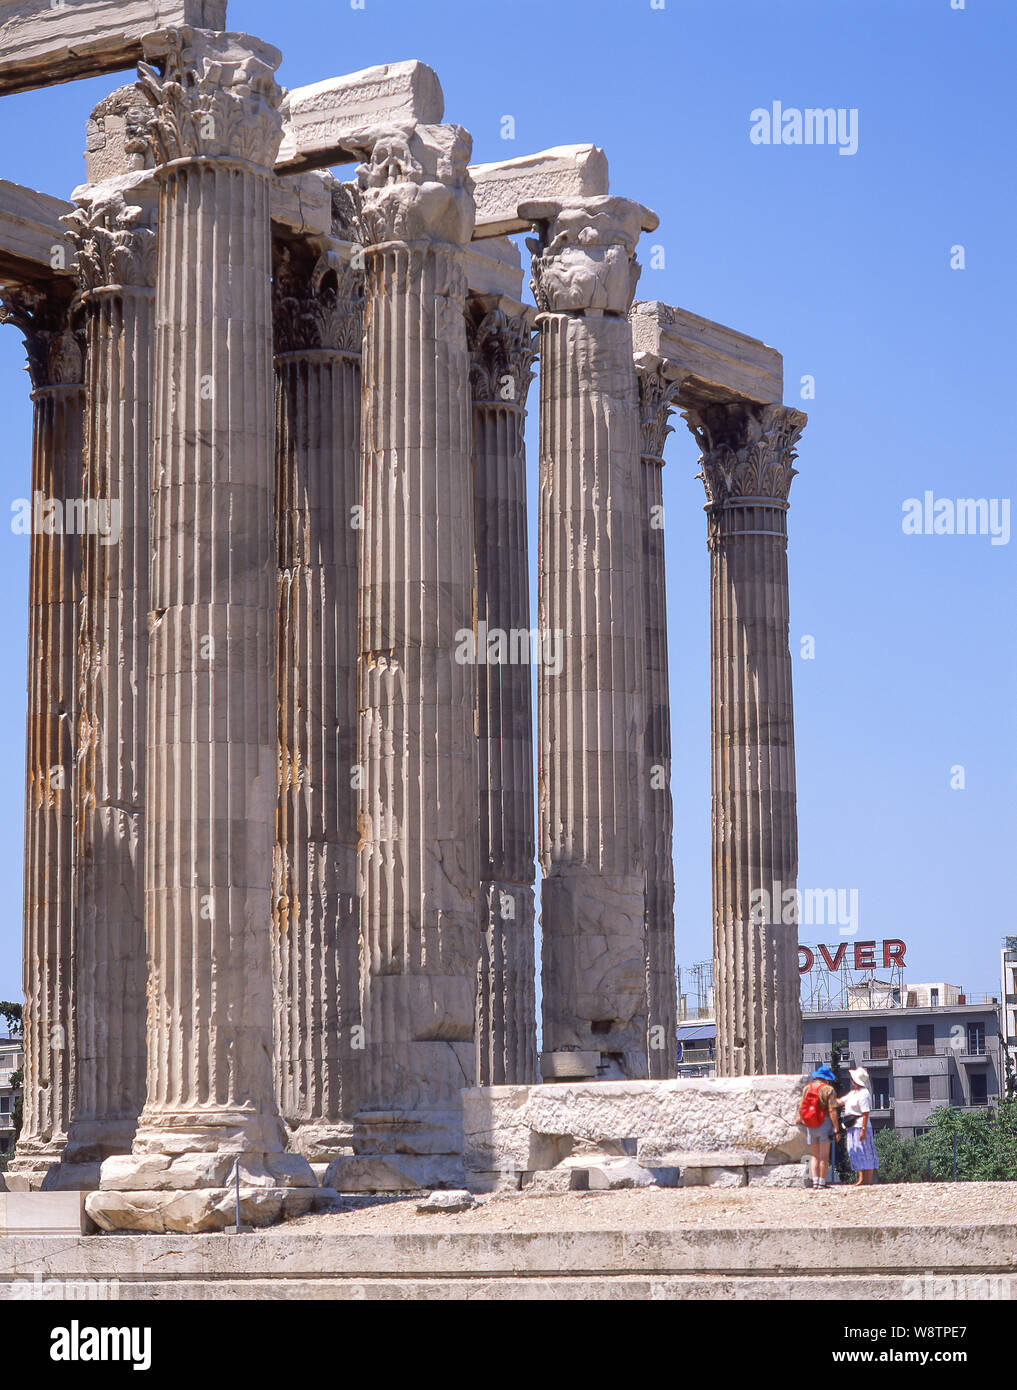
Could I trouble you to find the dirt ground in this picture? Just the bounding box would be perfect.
[282,1181,1017,1235]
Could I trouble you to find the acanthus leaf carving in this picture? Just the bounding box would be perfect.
[352,124,475,247]
[636,363,684,463]
[63,190,157,297]
[0,288,84,391]
[467,304,536,408]
[137,27,283,168]
[524,196,653,316]
[273,242,365,356]
[684,402,807,505]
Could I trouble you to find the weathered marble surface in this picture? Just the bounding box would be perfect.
[276,61,445,174]
[0,286,83,1189]
[470,145,609,239]
[353,122,479,1175]
[0,178,73,283]
[526,196,656,1077]
[683,401,807,1076]
[0,1,226,95]
[631,299,783,407]
[462,1077,809,1178]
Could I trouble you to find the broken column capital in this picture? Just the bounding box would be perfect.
[0,287,83,391]
[522,195,658,316]
[351,123,475,247]
[634,353,686,466]
[466,298,536,408]
[684,401,807,506]
[273,240,364,355]
[138,27,284,167]
[63,177,158,298]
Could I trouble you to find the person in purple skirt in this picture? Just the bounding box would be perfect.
[842,1066,879,1185]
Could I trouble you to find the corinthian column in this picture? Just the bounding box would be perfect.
[89,27,315,1232]
[467,296,538,1087]
[683,401,807,1076]
[272,236,364,1159]
[522,195,657,1080]
[635,357,683,1078]
[0,289,84,1188]
[58,179,156,1177]
[338,125,478,1185]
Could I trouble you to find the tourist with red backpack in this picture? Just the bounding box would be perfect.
[797,1064,843,1189]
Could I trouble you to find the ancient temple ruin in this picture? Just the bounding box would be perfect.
[0,2,806,1229]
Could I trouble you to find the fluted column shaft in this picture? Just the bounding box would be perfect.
[636,363,681,1077]
[354,126,479,1158]
[0,292,83,1184]
[272,241,363,1157]
[63,187,156,1169]
[87,33,320,1221]
[686,401,807,1076]
[468,301,538,1086]
[525,196,655,1077]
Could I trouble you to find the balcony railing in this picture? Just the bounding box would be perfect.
[677,1048,715,1064]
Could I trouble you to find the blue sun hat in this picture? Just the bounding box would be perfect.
[811,1064,836,1083]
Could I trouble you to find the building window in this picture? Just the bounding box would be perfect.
[970,1074,988,1105]
[912,1076,931,1102]
[0,1097,8,1114]
[916,1024,936,1058]
[967,1022,985,1056]
[869,1026,887,1060]
[871,1079,890,1109]
[931,989,939,1006]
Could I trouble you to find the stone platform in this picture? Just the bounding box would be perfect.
[1,1186,1014,1300]
[462,1075,809,1191]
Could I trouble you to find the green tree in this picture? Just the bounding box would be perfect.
[1000,1031,1017,1101]
[874,1127,932,1182]
[0,1001,22,1036]
[920,1100,1017,1181]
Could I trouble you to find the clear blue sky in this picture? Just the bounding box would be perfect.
[0,0,1013,1002]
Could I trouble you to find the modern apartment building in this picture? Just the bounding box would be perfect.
[802,986,1002,1137]
[1002,937,1017,1084]
[0,1035,23,1156]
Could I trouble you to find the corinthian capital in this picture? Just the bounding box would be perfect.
[138,27,283,167]
[63,177,158,296]
[351,123,475,246]
[684,401,807,505]
[0,289,84,391]
[273,241,365,355]
[467,298,536,408]
[521,195,658,315]
[635,354,685,464]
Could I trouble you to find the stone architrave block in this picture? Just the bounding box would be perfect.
[0,177,73,283]
[470,144,609,239]
[465,235,524,299]
[0,1,227,95]
[271,170,335,238]
[630,299,783,406]
[275,61,445,174]
[462,1077,809,1176]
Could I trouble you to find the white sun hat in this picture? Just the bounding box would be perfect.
[849,1066,870,1088]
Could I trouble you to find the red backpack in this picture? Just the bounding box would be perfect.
[800,1082,827,1128]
